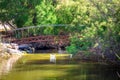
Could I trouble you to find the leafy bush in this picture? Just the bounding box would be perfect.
[66,44,78,55]
[66,34,92,55]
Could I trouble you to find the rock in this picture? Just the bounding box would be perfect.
[18,44,34,53]
[7,48,23,55]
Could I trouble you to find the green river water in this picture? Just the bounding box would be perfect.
[0,54,119,80]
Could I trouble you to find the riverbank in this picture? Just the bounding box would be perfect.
[73,51,120,65]
[0,42,24,76]
[0,54,22,76]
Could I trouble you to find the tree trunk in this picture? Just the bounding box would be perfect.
[2,23,8,32]
[6,21,16,29]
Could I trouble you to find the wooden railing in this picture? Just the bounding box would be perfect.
[1,24,71,47]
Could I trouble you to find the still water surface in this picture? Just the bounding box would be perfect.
[0,54,119,80]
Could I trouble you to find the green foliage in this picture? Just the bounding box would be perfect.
[0,0,41,27]
[14,13,29,27]
[62,0,120,61]
[35,1,57,24]
[66,34,91,55]
[43,27,54,35]
[0,0,120,61]
[66,44,78,55]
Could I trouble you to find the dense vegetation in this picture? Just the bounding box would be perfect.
[0,0,120,63]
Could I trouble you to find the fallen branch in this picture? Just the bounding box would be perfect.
[115,53,120,60]
[116,71,120,78]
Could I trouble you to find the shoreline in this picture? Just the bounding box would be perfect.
[0,42,25,76]
[0,54,22,76]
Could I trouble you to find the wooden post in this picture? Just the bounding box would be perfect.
[27,28,29,37]
[21,30,24,38]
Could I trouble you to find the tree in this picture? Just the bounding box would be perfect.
[0,0,41,27]
[57,0,120,62]
[35,0,57,24]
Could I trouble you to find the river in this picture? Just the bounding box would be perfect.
[0,53,119,80]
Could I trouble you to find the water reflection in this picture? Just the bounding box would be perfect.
[0,55,21,76]
[0,54,120,80]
